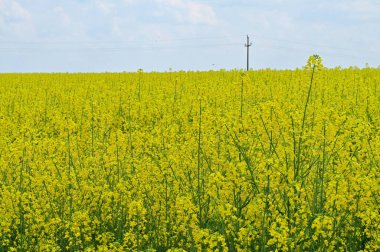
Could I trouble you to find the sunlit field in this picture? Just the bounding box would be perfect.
[0,60,379,251]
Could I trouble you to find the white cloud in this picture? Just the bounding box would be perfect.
[156,0,218,25]
[96,1,115,15]
[0,0,31,33]
[53,6,71,26]
[0,0,30,20]
[320,0,380,20]
[123,0,138,4]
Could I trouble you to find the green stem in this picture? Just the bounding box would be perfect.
[197,99,203,227]
[296,64,316,179]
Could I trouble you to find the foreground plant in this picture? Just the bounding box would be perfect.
[0,63,379,251]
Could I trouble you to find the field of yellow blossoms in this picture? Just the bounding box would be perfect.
[0,59,379,251]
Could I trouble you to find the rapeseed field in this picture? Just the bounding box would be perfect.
[0,58,379,251]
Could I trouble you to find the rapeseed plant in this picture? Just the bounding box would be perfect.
[0,65,379,251]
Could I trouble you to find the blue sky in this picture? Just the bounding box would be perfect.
[0,0,379,72]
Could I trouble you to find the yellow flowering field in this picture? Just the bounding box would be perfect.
[0,61,379,251]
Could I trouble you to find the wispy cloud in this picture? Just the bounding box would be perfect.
[0,0,31,35]
[156,0,218,25]
[320,0,380,20]
[53,6,71,26]
[96,1,117,15]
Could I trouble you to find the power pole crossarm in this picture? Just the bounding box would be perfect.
[245,35,252,71]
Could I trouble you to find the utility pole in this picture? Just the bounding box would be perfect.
[245,35,252,71]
